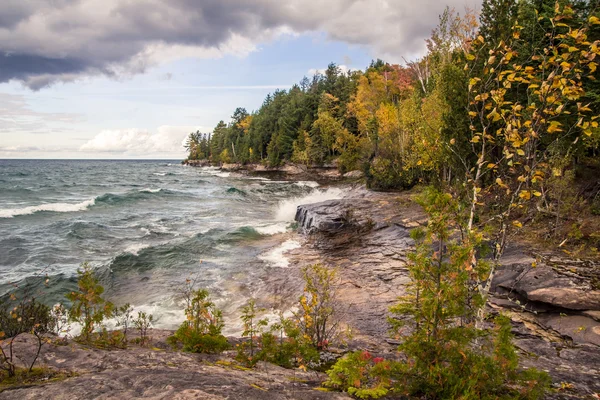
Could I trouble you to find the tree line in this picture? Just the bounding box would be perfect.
[185,0,599,193]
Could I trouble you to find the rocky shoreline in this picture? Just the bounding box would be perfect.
[3,186,599,399]
[284,188,600,399]
[183,160,365,182]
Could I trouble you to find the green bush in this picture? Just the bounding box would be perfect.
[168,287,229,353]
[236,301,319,369]
[66,262,114,343]
[325,351,394,399]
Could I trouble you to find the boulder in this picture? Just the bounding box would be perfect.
[343,170,364,179]
[493,260,600,311]
[220,163,242,171]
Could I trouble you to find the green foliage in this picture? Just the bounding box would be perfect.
[133,311,153,347]
[168,285,228,354]
[298,263,342,351]
[236,301,319,369]
[235,264,344,370]
[325,351,394,399]
[0,296,52,377]
[65,262,114,343]
[388,188,549,400]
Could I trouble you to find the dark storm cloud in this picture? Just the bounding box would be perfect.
[0,0,480,90]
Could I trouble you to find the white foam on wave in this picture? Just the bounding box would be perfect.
[254,222,289,235]
[258,239,301,268]
[0,198,96,218]
[139,188,162,193]
[153,172,167,176]
[295,181,320,188]
[275,187,345,221]
[124,243,151,256]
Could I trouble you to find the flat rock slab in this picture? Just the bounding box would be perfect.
[1,334,349,400]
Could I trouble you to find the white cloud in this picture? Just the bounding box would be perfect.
[80,125,208,157]
[308,65,351,76]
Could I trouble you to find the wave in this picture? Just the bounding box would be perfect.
[0,188,183,218]
[139,187,163,193]
[254,222,289,235]
[295,181,320,188]
[94,188,178,205]
[275,187,345,221]
[124,243,152,256]
[226,187,248,196]
[0,199,96,218]
[258,239,301,268]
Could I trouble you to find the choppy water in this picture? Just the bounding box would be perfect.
[0,160,344,333]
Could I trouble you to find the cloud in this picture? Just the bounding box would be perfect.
[0,92,83,134]
[79,125,207,156]
[308,65,351,76]
[1,0,481,89]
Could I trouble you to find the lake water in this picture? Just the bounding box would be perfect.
[0,159,344,333]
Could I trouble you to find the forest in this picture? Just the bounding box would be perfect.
[186,0,599,187]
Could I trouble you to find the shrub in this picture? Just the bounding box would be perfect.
[66,262,114,343]
[0,296,52,376]
[133,311,153,347]
[325,351,394,399]
[236,303,319,369]
[387,189,550,399]
[297,263,343,351]
[168,285,228,353]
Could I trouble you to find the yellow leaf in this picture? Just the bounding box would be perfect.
[512,220,523,228]
[517,149,525,156]
[519,190,532,200]
[589,62,597,73]
[466,53,475,61]
[590,16,600,25]
[547,121,563,133]
[533,191,542,197]
[471,136,481,143]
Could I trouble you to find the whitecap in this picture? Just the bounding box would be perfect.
[254,222,289,235]
[258,239,301,268]
[139,188,162,193]
[124,243,151,256]
[295,181,320,188]
[275,187,345,221]
[0,198,96,218]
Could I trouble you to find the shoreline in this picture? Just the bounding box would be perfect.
[182,160,366,183]
[3,180,600,398]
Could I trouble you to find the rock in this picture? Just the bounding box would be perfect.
[528,287,600,310]
[295,200,350,234]
[280,164,305,175]
[493,260,600,311]
[342,170,364,179]
[183,160,211,167]
[582,310,600,322]
[2,333,349,400]
[538,314,600,346]
[319,169,342,179]
[220,163,242,171]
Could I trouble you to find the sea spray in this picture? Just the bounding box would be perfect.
[258,239,302,268]
[275,187,346,222]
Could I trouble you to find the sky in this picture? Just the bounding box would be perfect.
[0,0,480,159]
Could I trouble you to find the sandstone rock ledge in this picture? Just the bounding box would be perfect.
[287,188,600,399]
[1,331,348,400]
